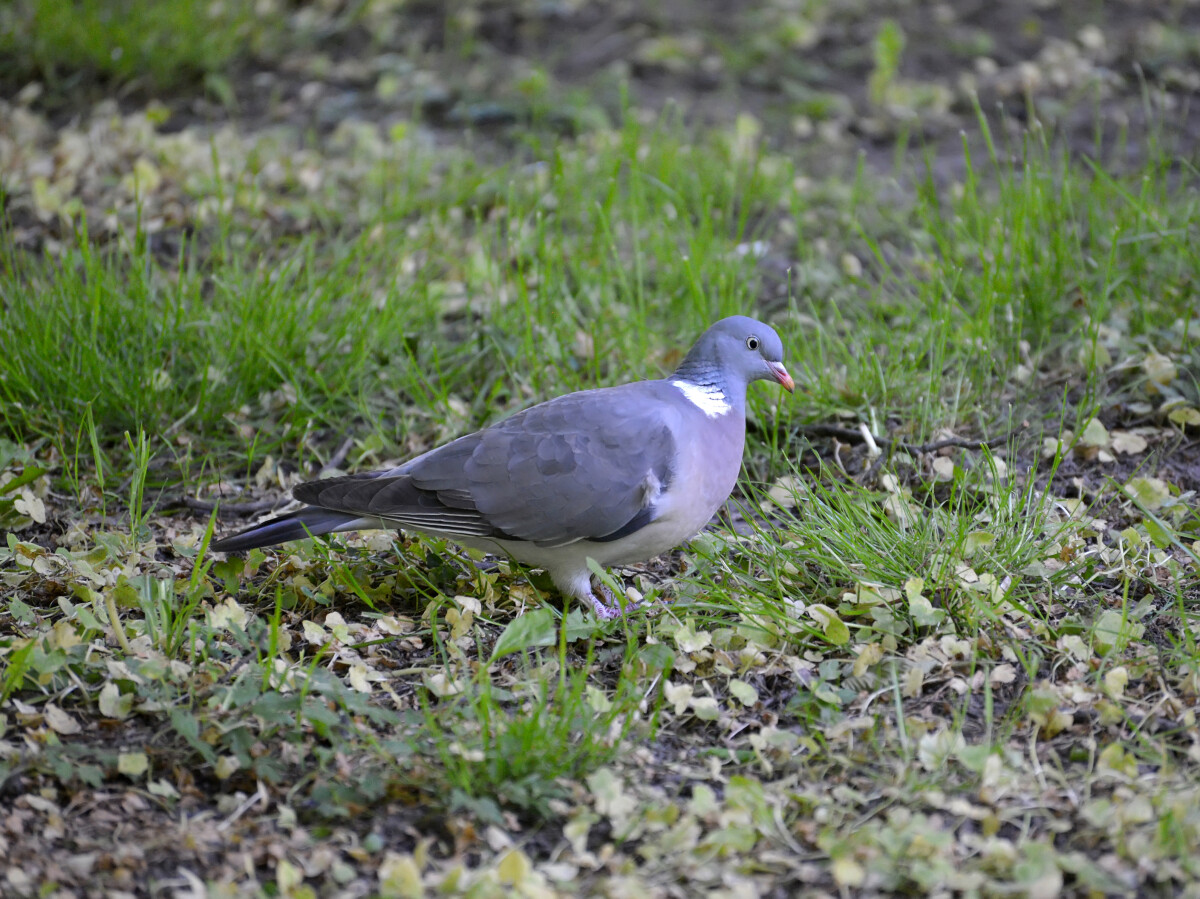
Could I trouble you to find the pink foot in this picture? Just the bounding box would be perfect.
[588,579,640,619]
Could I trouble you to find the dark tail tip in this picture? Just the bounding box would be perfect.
[210,508,357,553]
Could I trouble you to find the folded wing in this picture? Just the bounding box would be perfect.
[292,384,679,547]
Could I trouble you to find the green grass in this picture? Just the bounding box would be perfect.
[3,96,1200,892]
[421,640,656,824]
[8,112,1196,490]
[686,446,1078,648]
[0,0,289,92]
[0,115,805,490]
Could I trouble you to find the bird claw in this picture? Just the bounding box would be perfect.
[589,595,623,620]
[588,579,641,619]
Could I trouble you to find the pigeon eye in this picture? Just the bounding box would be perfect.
[746,336,760,351]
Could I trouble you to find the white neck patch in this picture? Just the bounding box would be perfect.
[672,380,731,419]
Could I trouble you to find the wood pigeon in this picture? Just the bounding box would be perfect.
[211,316,793,617]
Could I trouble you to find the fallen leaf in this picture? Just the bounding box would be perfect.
[13,492,46,523]
[496,848,532,886]
[672,622,712,654]
[1124,477,1170,511]
[990,664,1017,685]
[1143,351,1176,385]
[118,751,149,778]
[665,682,693,715]
[1110,430,1147,454]
[45,704,81,735]
[852,642,883,677]
[728,679,759,707]
[424,673,463,697]
[1060,634,1091,662]
[1104,666,1128,699]
[1168,405,1200,427]
[767,475,800,507]
[1078,418,1109,448]
[807,604,850,645]
[832,856,865,888]
[98,682,131,719]
[690,696,720,720]
[378,853,423,899]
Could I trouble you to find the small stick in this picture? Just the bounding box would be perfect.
[795,422,1028,455]
[319,435,357,477]
[178,496,284,518]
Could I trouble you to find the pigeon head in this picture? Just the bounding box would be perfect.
[671,316,793,408]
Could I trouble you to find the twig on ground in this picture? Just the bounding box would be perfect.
[178,436,354,521]
[795,422,1028,455]
[178,496,285,517]
[858,451,888,485]
[319,436,356,477]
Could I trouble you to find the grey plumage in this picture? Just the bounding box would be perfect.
[211,315,793,617]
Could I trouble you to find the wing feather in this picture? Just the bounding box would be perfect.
[414,382,679,545]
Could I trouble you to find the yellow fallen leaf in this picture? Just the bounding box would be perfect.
[118,752,149,778]
[807,604,850,645]
[1110,430,1147,454]
[672,622,712,654]
[98,682,131,719]
[302,620,327,644]
[1078,418,1109,448]
[275,859,303,893]
[903,665,924,698]
[48,619,82,651]
[852,642,883,677]
[882,492,918,528]
[728,679,759,707]
[1124,476,1170,511]
[453,595,482,615]
[1143,351,1177,385]
[13,492,46,524]
[1168,406,1200,427]
[1060,634,1091,662]
[1098,742,1137,778]
[445,607,473,640]
[208,597,248,630]
[832,855,865,887]
[378,852,423,899]
[690,696,720,721]
[347,664,373,693]
[586,685,613,713]
[31,175,62,217]
[767,475,800,507]
[665,681,693,715]
[990,663,1017,685]
[1041,708,1071,739]
[425,672,463,697]
[45,704,81,735]
[1104,666,1128,699]
[121,157,163,195]
[963,530,996,557]
[496,848,532,886]
[1042,431,1071,459]
[377,615,414,635]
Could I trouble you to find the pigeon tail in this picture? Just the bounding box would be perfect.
[210,508,365,552]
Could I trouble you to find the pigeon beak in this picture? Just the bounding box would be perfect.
[767,361,794,393]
